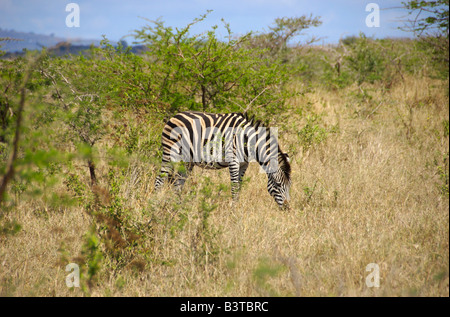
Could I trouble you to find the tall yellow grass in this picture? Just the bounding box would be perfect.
[0,75,448,296]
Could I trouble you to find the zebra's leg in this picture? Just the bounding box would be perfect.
[227,162,248,202]
[238,162,249,184]
[173,162,193,192]
[229,159,241,201]
[154,160,174,191]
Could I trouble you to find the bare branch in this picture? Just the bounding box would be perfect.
[243,86,271,114]
[0,55,41,206]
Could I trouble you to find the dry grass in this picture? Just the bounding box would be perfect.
[0,75,448,297]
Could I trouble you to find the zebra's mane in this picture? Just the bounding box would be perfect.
[241,112,262,130]
[278,148,291,185]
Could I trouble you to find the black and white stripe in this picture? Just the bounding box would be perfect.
[154,111,291,208]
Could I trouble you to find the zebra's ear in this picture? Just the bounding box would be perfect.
[284,152,290,163]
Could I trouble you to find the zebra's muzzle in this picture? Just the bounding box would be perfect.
[281,201,291,210]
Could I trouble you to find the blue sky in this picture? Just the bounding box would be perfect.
[0,0,415,44]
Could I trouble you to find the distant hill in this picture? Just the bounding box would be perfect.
[0,28,104,52]
[0,28,148,57]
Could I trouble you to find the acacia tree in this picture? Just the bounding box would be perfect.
[42,54,106,187]
[402,0,449,36]
[401,0,449,74]
[132,11,292,119]
[247,15,322,59]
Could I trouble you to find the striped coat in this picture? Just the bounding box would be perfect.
[154,111,291,208]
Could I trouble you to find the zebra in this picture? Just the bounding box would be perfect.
[154,111,291,208]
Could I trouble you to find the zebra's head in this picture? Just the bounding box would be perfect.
[267,151,291,209]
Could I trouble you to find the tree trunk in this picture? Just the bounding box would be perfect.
[201,85,207,112]
[88,159,97,186]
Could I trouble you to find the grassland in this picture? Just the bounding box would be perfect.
[0,72,448,297]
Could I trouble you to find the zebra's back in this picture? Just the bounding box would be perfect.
[161,111,247,168]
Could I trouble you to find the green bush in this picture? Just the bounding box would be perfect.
[345,34,384,85]
[132,11,292,120]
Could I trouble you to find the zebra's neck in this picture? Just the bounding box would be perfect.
[246,124,290,184]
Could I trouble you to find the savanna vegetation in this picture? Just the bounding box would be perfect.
[0,4,448,296]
